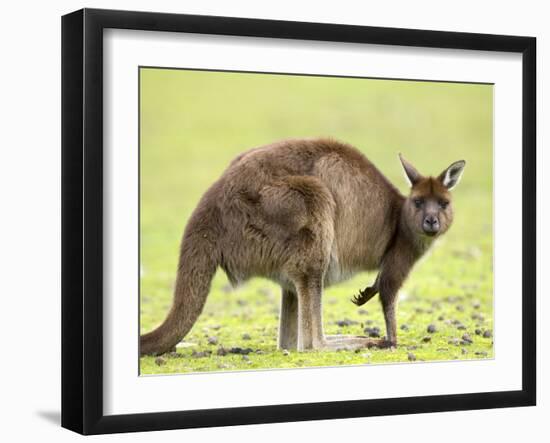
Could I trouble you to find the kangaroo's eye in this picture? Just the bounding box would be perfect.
[413,198,424,208]
[439,200,449,209]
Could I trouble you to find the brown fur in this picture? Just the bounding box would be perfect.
[140,138,465,355]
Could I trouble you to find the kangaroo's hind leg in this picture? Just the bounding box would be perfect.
[267,175,335,351]
[278,288,298,350]
[294,276,326,350]
[293,274,386,351]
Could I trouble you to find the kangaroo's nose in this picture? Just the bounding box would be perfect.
[425,216,437,226]
[423,215,440,235]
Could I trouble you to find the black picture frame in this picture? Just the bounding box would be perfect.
[61,8,536,435]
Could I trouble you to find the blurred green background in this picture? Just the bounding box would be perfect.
[140,68,493,374]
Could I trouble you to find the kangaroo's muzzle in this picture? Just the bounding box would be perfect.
[422,215,440,235]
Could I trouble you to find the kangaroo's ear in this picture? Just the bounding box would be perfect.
[399,154,422,186]
[438,160,466,190]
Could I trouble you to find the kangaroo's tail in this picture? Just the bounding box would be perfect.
[140,208,220,356]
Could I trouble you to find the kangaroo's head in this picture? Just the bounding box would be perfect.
[399,154,466,239]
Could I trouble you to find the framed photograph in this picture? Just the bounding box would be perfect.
[62,8,536,435]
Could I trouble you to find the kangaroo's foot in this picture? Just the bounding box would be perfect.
[319,335,396,350]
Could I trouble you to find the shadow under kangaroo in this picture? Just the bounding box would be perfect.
[140,138,465,356]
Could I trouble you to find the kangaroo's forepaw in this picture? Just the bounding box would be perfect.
[351,286,378,306]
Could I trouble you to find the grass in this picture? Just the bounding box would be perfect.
[139,68,494,375]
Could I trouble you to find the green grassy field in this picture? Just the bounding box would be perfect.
[139,68,493,375]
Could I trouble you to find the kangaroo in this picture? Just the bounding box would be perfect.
[140,138,465,356]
